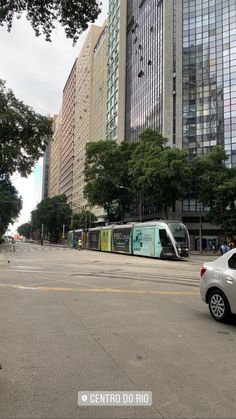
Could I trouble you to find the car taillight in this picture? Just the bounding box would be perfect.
[200,266,207,277]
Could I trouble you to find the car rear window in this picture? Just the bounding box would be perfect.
[228,254,236,270]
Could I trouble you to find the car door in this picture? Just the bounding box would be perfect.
[223,253,236,314]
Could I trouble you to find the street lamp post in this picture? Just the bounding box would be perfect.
[62,224,65,244]
[199,202,203,254]
[70,202,83,248]
[41,223,44,245]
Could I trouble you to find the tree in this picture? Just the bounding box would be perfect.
[138,128,168,148]
[192,147,236,235]
[130,129,191,218]
[84,140,137,222]
[0,177,21,236]
[31,195,72,242]
[207,177,236,235]
[191,146,230,207]
[72,210,97,230]
[0,80,52,179]
[17,222,32,239]
[0,0,101,44]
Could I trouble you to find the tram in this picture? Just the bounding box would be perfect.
[87,221,190,259]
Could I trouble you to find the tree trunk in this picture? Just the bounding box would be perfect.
[164,206,168,220]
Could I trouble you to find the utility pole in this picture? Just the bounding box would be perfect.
[199,203,203,254]
[199,214,202,254]
[62,224,65,244]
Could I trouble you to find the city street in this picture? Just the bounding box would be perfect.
[0,242,236,418]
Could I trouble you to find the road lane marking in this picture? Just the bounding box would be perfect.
[0,283,198,296]
[9,270,45,273]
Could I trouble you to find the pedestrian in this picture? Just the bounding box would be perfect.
[78,238,82,250]
[73,238,77,249]
[220,242,230,255]
[211,242,216,254]
[11,238,16,252]
[229,240,234,250]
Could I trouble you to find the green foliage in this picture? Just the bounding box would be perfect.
[72,210,97,230]
[192,146,229,205]
[206,177,236,234]
[192,147,236,234]
[0,178,21,234]
[31,195,72,242]
[17,222,32,239]
[0,0,101,44]
[138,128,168,148]
[84,131,236,229]
[130,130,191,218]
[84,140,137,222]
[0,80,52,178]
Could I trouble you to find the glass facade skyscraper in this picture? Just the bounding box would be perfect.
[125,0,236,162]
[123,0,236,242]
[182,0,236,166]
[126,0,164,142]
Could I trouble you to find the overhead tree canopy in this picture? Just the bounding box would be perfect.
[0,80,52,179]
[0,0,101,44]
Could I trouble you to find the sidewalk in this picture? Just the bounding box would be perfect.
[191,250,219,257]
[27,240,68,248]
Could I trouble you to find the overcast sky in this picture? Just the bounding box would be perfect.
[0,1,108,232]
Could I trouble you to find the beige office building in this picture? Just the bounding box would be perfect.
[48,111,62,198]
[60,60,77,204]
[72,25,103,211]
[91,20,108,142]
[106,0,127,143]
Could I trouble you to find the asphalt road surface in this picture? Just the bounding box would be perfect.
[0,242,236,419]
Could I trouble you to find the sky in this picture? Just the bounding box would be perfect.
[0,1,109,233]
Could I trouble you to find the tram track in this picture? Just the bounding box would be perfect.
[70,271,199,287]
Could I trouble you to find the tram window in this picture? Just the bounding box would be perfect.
[159,229,172,246]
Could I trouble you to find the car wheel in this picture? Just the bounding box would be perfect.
[208,290,230,323]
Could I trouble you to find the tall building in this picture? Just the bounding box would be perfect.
[182,0,236,165]
[72,25,103,211]
[48,111,62,198]
[125,0,180,147]
[124,0,236,245]
[106,0,127,143]
[125,0,236,153]
[60,60,77,204]
[181,0,236,246]
[91,20,108,141]
[42,143,51,200]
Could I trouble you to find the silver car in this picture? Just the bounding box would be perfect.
[200,249,236,322]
